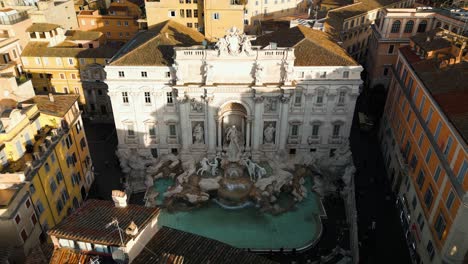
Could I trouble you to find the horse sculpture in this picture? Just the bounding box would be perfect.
[242,158,267,182]
[197,157,211,176]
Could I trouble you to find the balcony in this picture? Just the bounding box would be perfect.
[1,125,65,179]
[328,136,343,144]
[287,136,301,144]
[307,135,321,145]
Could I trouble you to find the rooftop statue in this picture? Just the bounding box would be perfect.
[215,27,254,56]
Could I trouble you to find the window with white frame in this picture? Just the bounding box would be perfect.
[68,58,74,65]
[167,92,174,104]
[169,10,176,17]
[213,13,220,19]
[169,124,177,137]
[144,92,151,104]
[118,71,125,77]
[332,123,342,137]
[338,90,346,105]
[126,123,135,138]
[294,91,302,106]
[316,90,324,104]
[290,124,300,137]
[343,71,349,78]
[122,92,129,104]
[311,122,321,137]
[147,124,156,138]
[141,71,147,77]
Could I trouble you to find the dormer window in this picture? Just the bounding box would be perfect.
[29,32,36,39]
[39,32,46,39]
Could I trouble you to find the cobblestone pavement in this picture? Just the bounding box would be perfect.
[84,120,123,200]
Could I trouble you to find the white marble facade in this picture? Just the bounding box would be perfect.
[105,31,363,161]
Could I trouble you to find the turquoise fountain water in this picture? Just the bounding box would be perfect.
[154,177,321,250]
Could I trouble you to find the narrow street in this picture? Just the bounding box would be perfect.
[350,97,411,264]
[83,121,123,200]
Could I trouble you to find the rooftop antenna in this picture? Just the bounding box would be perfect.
[105,218,124,246]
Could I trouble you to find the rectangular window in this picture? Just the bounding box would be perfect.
[167,92,173,104]
[50,178,57,193]
[30,183,36,194]
[122,92,129,103]
[68,58,73,65]
[419,96,426,112]
[144,92,151,104]
[312,124,320,136]
[342,71,349,78]
[338,91,346,105]
[169,124,176,136]
[291,125,299,136]
[425,108,433,124]
[124,21,129,26]
[118,71,125,77]
[332,124,340,137]
[80,138,86,150]
[294,91,302,106]
[141,71,147,77]
[36,201,44,215]
[127,124,135,137]
[388,44,394,54]
[56,199,63,214]
[148,125,156,137]
[213,13,220,19]
[194,10,198,17]
[417,213,425,231]
[457,160,467,183]
[412,195,417,209]
[443,137,453,156]
[424,185,433,208]
[21,229,28,242]
[446,190,455,210]
[434,213,446,239]
[169,10,176,17]
[316,91,324,104]
[186,9,192,17]
[434,166,441,182]
[434,121,442,140]
[15,214,21,224]
[60,73,65,79]
[417,170,425,189]
[425,148,432,163]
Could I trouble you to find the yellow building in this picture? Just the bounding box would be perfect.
[145,0,244,40]
[20,23,118,119]
[0,94,94,245]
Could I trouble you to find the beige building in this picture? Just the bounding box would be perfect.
[145,0,308,39]
[4,0,78,30]
[0,8,33,48]
[367,7,468,89]
[0,36,23,76]
[325,0,415,64]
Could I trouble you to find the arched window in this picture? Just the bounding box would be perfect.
[417,20,427,33]
[391,20,401,33]
[404,20,414,33]
[443,24,449,30]
[344,22,349,30]
[435,21,441,29]
[451,27,458,33]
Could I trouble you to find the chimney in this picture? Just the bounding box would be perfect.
[111,190,128,208]
[125,221,138,237]
[48,93,54,102]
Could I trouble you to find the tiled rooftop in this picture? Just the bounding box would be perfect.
[254,25,358,66]
[21,95,78,117]
[21,42,118,58]
[26,23,60,32]
[65,30,102,41]
[400,42,468,143]
[110,20,206,66]
[132,226,277,264]
[48,199,160,246]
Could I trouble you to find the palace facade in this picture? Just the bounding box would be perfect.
[106,21,363,161]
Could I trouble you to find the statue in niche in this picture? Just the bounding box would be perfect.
[203,63,214,83]
[190,99,203,112]
[254,63,264,84]
[263,122,276,144]
[225,125,243,161]
[192,122,204,144]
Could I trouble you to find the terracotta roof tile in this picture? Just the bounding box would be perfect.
[26,23,60,32]
[21,95,79,117]
[47,200,160,246]
[254,25,358,66]
[21,42,117,58]
[410,28,452,52]
[109,20,206,66]
[132,227,278,264]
